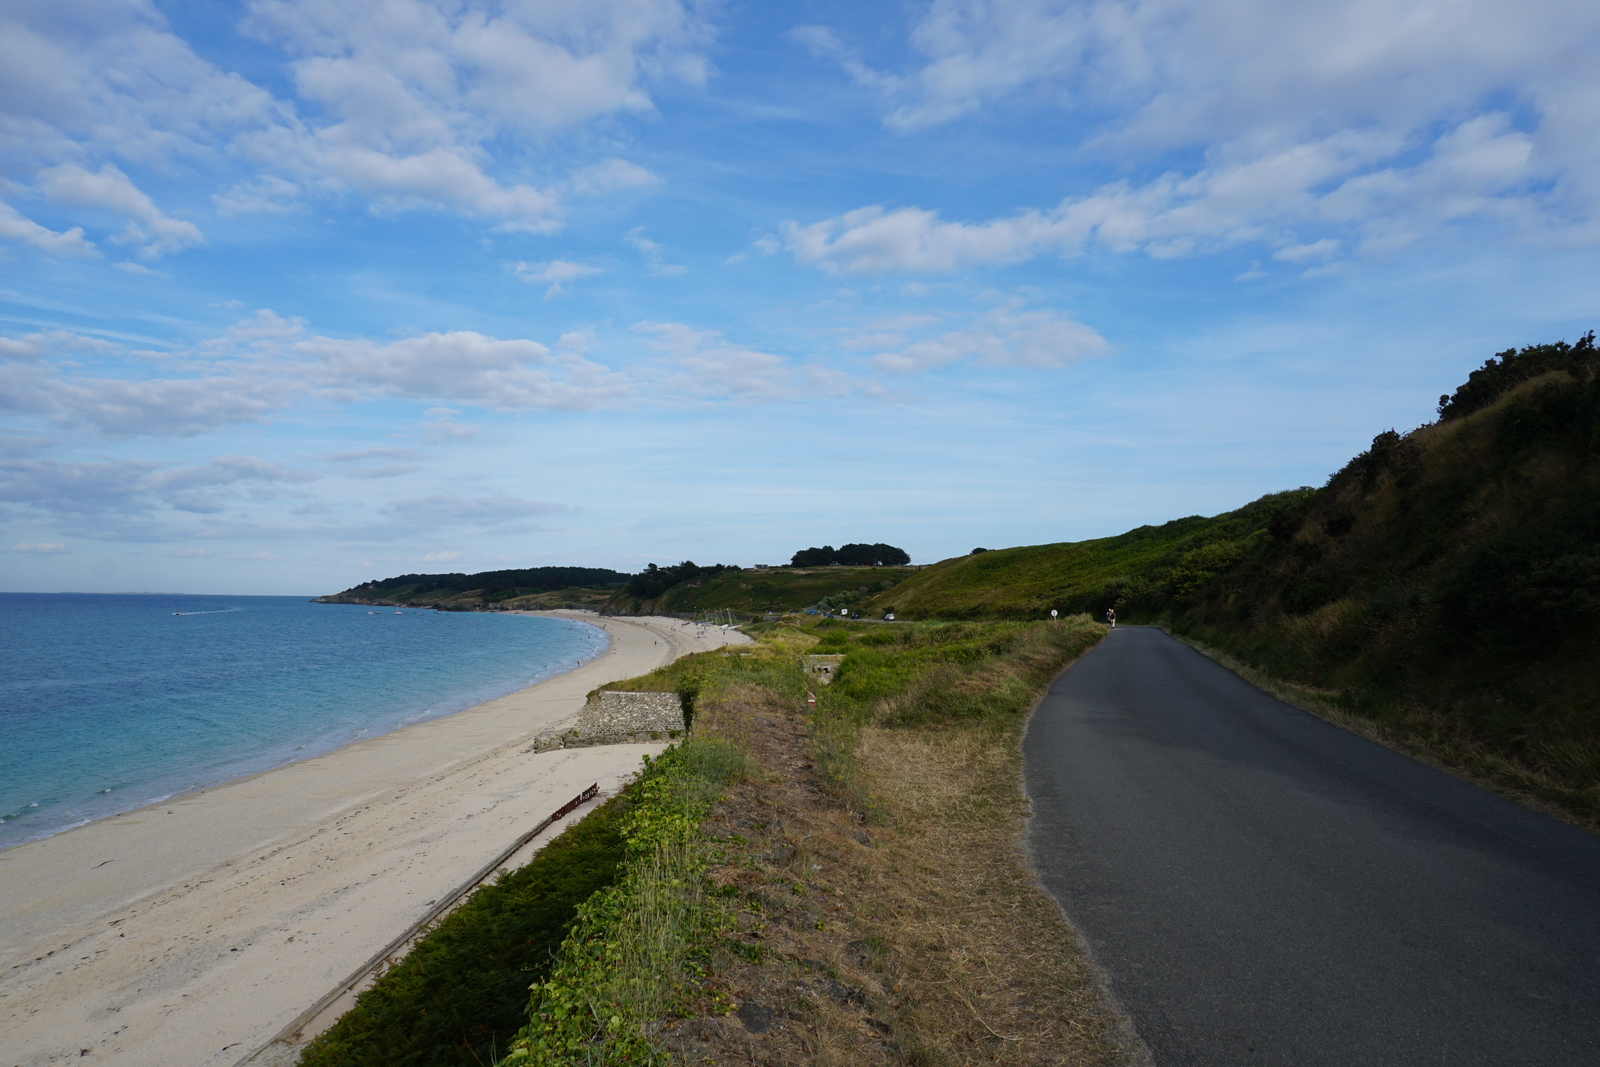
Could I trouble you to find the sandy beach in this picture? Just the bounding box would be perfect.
[0,611,749,1067]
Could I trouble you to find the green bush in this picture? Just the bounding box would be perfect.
[298,796,635,1067]
[501,740,751,1066]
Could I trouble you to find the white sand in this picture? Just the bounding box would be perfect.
[0,612,749,1067]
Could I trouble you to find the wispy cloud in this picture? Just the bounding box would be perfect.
[510,259,605,298]
[862,307,1112,374]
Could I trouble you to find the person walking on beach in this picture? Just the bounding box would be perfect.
[1106,608,1116,628]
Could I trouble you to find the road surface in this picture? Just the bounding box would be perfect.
[1024,626,1600,1066]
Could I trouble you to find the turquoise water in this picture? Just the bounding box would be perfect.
[0,594,608,850]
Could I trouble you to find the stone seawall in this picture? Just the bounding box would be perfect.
[530,691,686,752]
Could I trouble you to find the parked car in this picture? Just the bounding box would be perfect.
[885,613,895,621]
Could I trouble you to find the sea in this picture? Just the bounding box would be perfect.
[0,593,609,851]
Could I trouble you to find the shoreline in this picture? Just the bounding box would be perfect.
[3,607,611,851]
[0,602,608,854]
[0,611,749,1067]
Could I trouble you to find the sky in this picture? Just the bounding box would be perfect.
[2,0,1598,595]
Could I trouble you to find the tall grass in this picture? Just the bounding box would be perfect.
[500,738,751,1066]
[812,617,1102,727]
[495,617,1105,1064]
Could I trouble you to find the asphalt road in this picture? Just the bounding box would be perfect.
[1024,626,1600,1067]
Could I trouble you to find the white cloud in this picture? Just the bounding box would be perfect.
[2,312,640,431]
[146,454,314,493]
[510,258,604,298]
[1,357,297,437]
[420,417,478,444]
[0,0,290,174]
[626,226,686,276]
[37,163,204,257]
[12,542,67,553]
[797,0,1600,257]
[867,307,1111,374]
[383,493,572,523]
[0,336,48,362]
[634,321,885,403]
[318,144,561,230]
[0,454,312,531]
[785,205,1062,274]
[237,0,710,228]
[3,304,919,453]
[324,447,419,462]
[1273,239,1340,264]
[343,463,424,478]
[636,321,795,401]
[200,308,307,354]
[247,0,708,132]
[212,176,302,215]
[299,329,633,410]
[0,0,707,238]
[837,314,945,352]
[784,116,1568,272]
[571,158,658,196]
[0,201,98,258]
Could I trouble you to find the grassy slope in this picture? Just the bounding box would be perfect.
[603,567,919,616]
[509,617,1137,1067]
[828,360,1600,826]
[862,524,1214,619]
[858,493,1311,621]
[1175,367,1600,823]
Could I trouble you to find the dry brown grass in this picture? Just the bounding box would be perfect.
[657,685,1146,1066]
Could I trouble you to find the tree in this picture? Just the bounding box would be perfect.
[624,560,730,599]
[835,543,877,566]
[794,543,909,566]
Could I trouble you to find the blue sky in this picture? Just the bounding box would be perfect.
[2,0,1597,595]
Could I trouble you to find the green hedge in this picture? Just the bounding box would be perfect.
[298,793,636,1067]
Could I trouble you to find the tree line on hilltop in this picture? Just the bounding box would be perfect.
[345,566,628,599]
[616,543,913,604]
[790,543,911,567]
[624,560,740,600]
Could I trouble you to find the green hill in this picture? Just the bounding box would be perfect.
[603,565,919,616]
[865,332,1600,825]
[317,566,627,610]
[858,498,1309,622]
